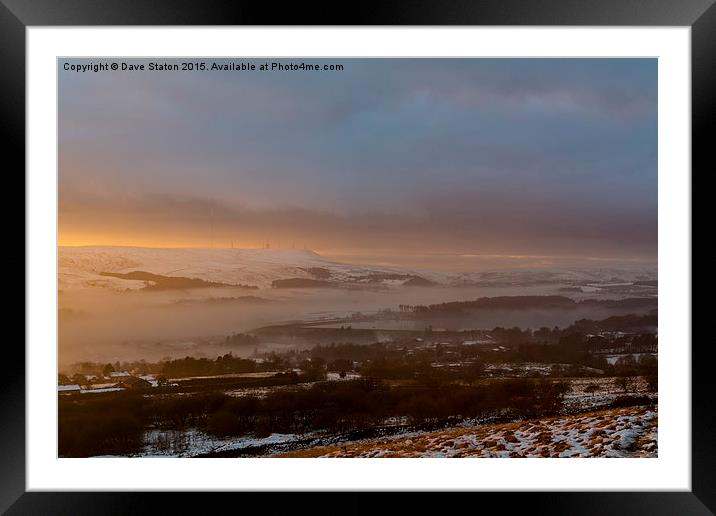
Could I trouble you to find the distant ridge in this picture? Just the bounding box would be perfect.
[58,246,657,293]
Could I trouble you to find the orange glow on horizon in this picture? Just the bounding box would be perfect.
[58,233,267,249]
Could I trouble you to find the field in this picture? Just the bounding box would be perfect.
[280,405,657,458]
[71,375,654,458]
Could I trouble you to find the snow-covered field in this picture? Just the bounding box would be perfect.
[280,405,657,458]
[58,246,657,292]
[140,428,303,457]
[562,376,654,412]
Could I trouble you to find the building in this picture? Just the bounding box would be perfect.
[113,376,152,390]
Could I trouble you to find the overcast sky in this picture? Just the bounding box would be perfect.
[59,58,657,269]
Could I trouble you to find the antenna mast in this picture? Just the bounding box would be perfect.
[209,207,214,248]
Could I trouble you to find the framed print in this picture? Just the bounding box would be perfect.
[5,0,711,513]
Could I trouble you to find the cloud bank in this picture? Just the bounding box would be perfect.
[59,58,657,267]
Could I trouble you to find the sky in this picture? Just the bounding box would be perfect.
[58,58,657,270]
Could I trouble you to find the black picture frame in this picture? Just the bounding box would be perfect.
[5,1,709,513]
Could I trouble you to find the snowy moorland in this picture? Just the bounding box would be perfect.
[281,405,657,458]
[58,246,657,292]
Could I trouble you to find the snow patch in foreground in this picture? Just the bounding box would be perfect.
[139,429,301,457]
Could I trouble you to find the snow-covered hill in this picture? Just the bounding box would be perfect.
[58,246,657,293]
[58,246,441,291]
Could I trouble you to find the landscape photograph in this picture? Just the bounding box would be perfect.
[58,57,658,458]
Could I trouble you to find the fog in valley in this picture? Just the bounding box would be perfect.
[59,278,656,367]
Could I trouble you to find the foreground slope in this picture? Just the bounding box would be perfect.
[280,405,657,458]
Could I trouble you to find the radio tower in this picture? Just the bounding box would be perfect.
[209,207,214,248]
